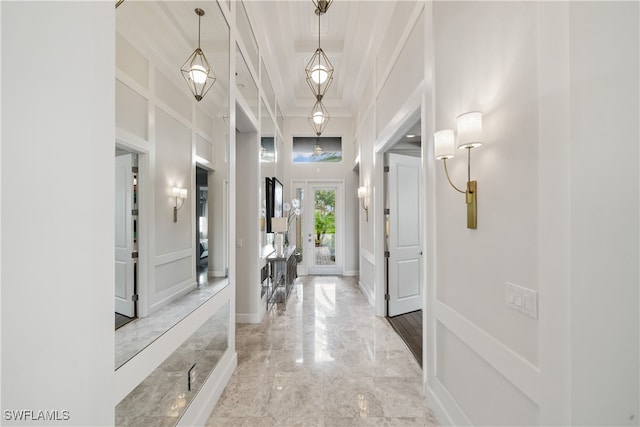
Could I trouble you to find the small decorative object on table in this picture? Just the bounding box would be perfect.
[282,198,302,247]
[271,217,287,256]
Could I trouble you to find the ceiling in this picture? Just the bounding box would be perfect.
[116,1,399,120]
[245,1,397,118]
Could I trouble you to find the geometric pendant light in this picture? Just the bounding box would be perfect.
[180,8,216,102]
[312,0,333,14]
[306,1,333,137]
[305,5,334,100]
[307,98,330,136]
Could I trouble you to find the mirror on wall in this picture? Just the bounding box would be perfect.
[236,44,259,120]
[116,303,229,425]
[115,0,230,370]
[260,99,276,248]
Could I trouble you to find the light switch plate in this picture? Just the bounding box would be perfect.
[505,282,538,319]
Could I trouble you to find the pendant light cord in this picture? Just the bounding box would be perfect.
[317,10,321,94]
[198,14,201,50]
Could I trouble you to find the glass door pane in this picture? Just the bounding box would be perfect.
[313,188,336,267]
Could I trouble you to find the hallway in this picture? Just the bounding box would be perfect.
[207,276,439,426]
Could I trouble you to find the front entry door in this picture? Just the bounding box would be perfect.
[115,153,136,317]
[387,153,422,316]
[306,182,343,275]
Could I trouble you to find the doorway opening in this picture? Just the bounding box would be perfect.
[115,148,139,330]
[292,181,344,276]
[196,166,209,285]
[383,116,423,365]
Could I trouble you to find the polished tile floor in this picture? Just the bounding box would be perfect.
[206,275,439,426]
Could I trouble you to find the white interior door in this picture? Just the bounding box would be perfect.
[115,153,136,317]
[387,153,422,316]
[306,182,343,275]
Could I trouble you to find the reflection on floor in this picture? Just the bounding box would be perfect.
[388,310,423,367]
[207,275,439,426]
[115,275,228,369]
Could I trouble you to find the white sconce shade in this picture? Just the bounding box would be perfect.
[456,111,483,149]
[173,187,188,199]
[271,217,288,233]
[357,186,367,199]
[434,129,455,160]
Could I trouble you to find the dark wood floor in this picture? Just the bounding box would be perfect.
[115,312,135,330]
[388,310,422,366]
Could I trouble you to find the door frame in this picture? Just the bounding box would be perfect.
[116,138,150,318]
[373,87,426,318]
[290,179,345,276]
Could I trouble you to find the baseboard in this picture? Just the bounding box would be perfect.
[235,311,264,324]
[209,269,226,278]
[343,270,359,276]
[149,281,197,314]
[425,382,455,426]
[358,280,375,310]
[177,349,237,426]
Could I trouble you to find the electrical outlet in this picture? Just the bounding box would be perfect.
[505,282,538,319]
[188,363,196,391]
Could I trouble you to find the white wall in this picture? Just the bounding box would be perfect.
[568,2,639,424]
[354,1,639,425]
[1,2,115,424]
[235,126,262,323]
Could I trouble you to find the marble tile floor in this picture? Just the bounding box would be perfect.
[116,276,229,368]
[206,275,439,427]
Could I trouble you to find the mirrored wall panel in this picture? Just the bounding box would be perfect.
[115,0,230,369]
[116,303,229,426]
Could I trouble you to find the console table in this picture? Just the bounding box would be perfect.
[264,246,297,310]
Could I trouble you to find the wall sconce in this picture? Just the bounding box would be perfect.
[434,111,484,229]
[173,187,188,223]
[357,186,369,222]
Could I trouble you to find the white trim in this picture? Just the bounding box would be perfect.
[426,378,472,426]
[358,280,375,309]
[305,180,345,275]
[235,311,265,324]
[155,248,193,266]
[150,280,197,314]
[373,94,424,319]
[116,128,150,153]
[375,2,426,96]
[343,270,358,277]
[360,247,375,265]
[435,301,541,403]
[177,349,237,426]
[209,269,227,278]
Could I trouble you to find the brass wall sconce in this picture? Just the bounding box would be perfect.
[434,111,484,229]
[357,186,369,222]
[173,187,188,223]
